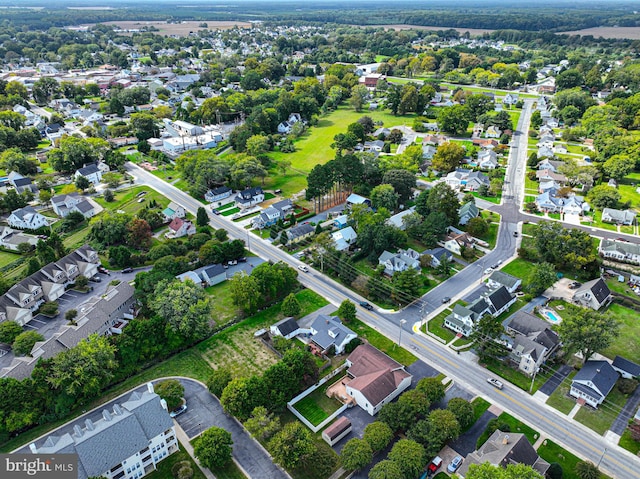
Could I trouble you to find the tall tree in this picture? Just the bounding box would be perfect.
[362,421,393,453]
[525,262,557,296]
[268,422,316,470]
[557,305,619,363]
[370,184,399,212]
[368,460,404,479]
[154,379,185,411]
[431,142,465,173]
[387,439,427,479]
[196,206,209,227]
[340,438,373,471]
[194,427,233,470]
[152,279,212,340]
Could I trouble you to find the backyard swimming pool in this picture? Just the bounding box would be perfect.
[544,310,561,323]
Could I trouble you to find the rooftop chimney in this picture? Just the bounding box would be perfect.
[147,382,155,394]
[160,398,168,411]
[85,419,94,431]
[29,443,38,454]
[73,425,83,438]
[102,410,112,422]
[502,434,509,445]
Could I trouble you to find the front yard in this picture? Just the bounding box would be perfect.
[537,439,611,479]
[574,381,630,435]
[546,370,578,415]
[602,303,640,364]
[348,318,417,366]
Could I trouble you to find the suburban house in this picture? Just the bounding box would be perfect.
[0,245,99,329]
[204,186,233,204]
[535,190,564,213]
[503,93,520,106]
[162,202,186,222]
[387,207,416,230]
[443,231,475,255]
[570,360,619,408]
[176,271,201,286]
[485,125,502,138]
[537,159,564,172]
[537,146,554,158]
[599,238,640,265]
[444,286,516,337]
[561,195,589,216]
[477,149,499,169]
[8,172,38,194]
[343,344,413,416]
[572,277,612,311]
[536,169,567,185]
[505,311,560,376]
[165,217,196,239]
[277,112,303,134]
[331,226,358,252]
[307,314,357,355]
[423,247,453,268]
[22,384,177,479]
[200,264,227,286]
[270,317,301,340]
[8,206,48,230]
[444,303,482,337]
[0,225,38,251]
[612,356,640,380]
[482,286,517,317]
[458,430,550,478]
[602,208,636,225]
[51,193,96,219]
[286,223,314,244]
[235,187,264,209]
[74,163,103,185]
[346,193,371,208]
[333,214,349,229]
[252,199,293,229]
[378,248,421,276]
[487,270,522,293]
[458,202,480,226]
[443,169,489,192]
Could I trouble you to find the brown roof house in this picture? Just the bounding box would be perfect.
[458,430,550,478]
[344,344,412,416]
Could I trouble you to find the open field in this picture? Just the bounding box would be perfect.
[360,24,495,36]
[82,20,251,36]
[0,249,21,269]
[602,303,640,364]
[559,26,640,40]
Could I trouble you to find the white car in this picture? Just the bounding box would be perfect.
[484,268,493,275]
[487,377,504,390]
[169,404,187,418]
[297,265,309,273]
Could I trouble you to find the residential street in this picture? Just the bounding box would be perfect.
[124,100,640,479]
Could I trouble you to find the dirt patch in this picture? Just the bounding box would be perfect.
[559,26,640,40]
[82,20,251,36]
[357,24,495,36]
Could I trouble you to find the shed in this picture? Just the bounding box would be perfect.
[321,417,352,446]
[612,356,640,379]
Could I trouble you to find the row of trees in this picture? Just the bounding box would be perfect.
[230,261,298,315]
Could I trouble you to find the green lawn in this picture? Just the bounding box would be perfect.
[349,318,417,366]
[94,185,171,215]
[545,370,577,415]
[574,381,630,435]
[483,357,545,394]
[221,207,240,216]
[466,397,491,433]
[0,249,21,269]
[619,428,640,455]
[145,445,208,479]
[537,439,611,479]
[602,303,640,363]
[198,289,329,378]
[293,383,343,426]
[423,309,457,343]
[477,412,539,448]
[205,281,238,327]
[500,258,536,287]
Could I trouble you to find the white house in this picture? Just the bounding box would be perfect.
[477,149,499,169]
[270,317,301,340]
[599,238,640,265]
[331,226,358,252]
[378,248,420,276]
[0,226,38,251]
[572,277,612,311]
[307,314,357,355]
[602,208,635,225]
[24,384,178,479]
[277,113,303,134]
[51,193,96,219]
[486,270,522,293]
[165,217,196,239]
[235,187,264,209]
[612,356,640,380]
[505,311,560,377]
[570,360,618,408]
[8,206,48,230]
[387,207,416,230]
[204,186,233,204]
[200,264,227,286]
[162,202,186,222]
[443,231,475,255]
[74,163,103,185]
[344,344,412,416]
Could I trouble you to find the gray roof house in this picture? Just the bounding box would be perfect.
[270,317,301,340]
[331,226,358,252]
[612,356,640,379]
[21,384,178,479]
[387,207,416,230]
[235,187,264,209]
[287,223,315,243]
[572,277,612,311]
[458,202,480,225]
[599,238,640,265]
[423,247,452,268]
[505,311,560,376]
[201,264,227,286]
[570,360,619,408]
[378,248,421,276]
[487,270,522,293]
[308,314,357,355]
[444,303,481,337]
[458,430,550,478]
[253,199,293,228]
[602,208,636,225]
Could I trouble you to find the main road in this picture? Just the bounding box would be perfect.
[125,102,640,478]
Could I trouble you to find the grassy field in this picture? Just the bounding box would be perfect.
[0,249,21,269]
[348,318,417,366]
[619,428,640,455]
[293,382,343,426]
[424,309,457,343]
[537,439,611,479]
[602,303,640,363]
[500,258,536,287]
[205,281,238,327]
[483,357,545,394]
[197,289,328,378]
[94,185,171,215]
[545,370,577,415]
[466,397,491,433]
[264,106,417,196]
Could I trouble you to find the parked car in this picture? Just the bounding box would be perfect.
[169,403,187,418]
[484,268,493,275]
[212,209,220,215]
[441,296,451,303]
[228,259,238,266]
[137,198,145,203]
[359,301,374,311]
[513,231,519,237]
[90,276,102,283]
[98,266,109,274]
[447,456,463,473]
[427,456,443,476]
[487,377,504,389]
[238,257,247,262]
[121,267,133,273]
[297,265,309,273]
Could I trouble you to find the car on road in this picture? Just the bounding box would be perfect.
[491,263,500,269]
[212,209,220,215]
[169,404,187,418]
[359,301,374,311]
[487,377,504,389]
[297,265,309,273]
[484,268,493,275]
[441,296,451,303]
[447,456,463,473]
[121,267,133,273]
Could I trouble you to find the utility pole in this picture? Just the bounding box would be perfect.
[398,319,406,346]
[529,366,538,394]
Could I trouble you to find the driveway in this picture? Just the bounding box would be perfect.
[610,383,640,435]
[543,277,577,301]
[538,364,573,396]
[449,409,497,456]
[169,378,288,479]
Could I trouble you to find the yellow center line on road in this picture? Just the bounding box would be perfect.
[410,337,460,369]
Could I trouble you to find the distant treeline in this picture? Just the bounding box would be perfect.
[2,2,640,32]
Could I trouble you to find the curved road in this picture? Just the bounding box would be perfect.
[125,103,640,478]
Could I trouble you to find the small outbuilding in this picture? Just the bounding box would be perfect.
[321,416,352,446]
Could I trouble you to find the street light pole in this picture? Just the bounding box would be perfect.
[398,319,406,346]
[597,448,607,468]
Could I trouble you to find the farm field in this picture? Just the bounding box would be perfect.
[365,24,495,36]
[559,26,640,39]
[82,20,251,36]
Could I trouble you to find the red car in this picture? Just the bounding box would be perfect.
[427,456,442,476]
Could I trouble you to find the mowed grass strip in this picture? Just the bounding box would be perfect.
[293,396,331,426]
